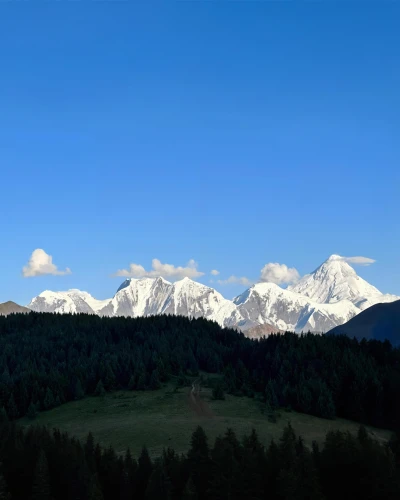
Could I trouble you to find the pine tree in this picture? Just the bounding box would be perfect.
[212,383,225,400]
[27,401,38,419]
[0,407,8,423]
[128,375,136,390]
[88,474,104,500]
[75,379,85,400]
[182,476,198,500]
[6,394,18,420]
[103,364,116,391]
[32,450,51,500]
[43,388,55,410]
[145,461,171,500]
[137,447,153,498]
[187,427,211,500]
[0,465,11,500]
[94,380,105,397]
[136,372,147,391]
[149,370,161,390]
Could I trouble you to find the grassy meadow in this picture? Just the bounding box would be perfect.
[19,382,391,457]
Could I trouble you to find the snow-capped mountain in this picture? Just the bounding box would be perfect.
[26,255,400,335]
[288,254,397,311]
[28,277,253,330]
[233,282,359,333]
[28,289,110,315]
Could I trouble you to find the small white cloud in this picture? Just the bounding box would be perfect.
[341,256,376,266]
[260,262,300,285]
[114,258,204,280]
[218,275,253,286]
[23,249,71,278]
[211,269,220,276]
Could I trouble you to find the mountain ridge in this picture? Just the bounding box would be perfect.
[27,255,399,336]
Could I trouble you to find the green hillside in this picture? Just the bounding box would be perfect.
[20,383,391,457]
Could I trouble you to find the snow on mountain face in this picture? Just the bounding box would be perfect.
[100,277,251,329]
[233,281,360,333]
[28,290,109,315]
[26,254,400,336]
[288,255,380,305]
[288,254,399,311]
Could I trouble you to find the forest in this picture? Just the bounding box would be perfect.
[1,312,400,429]
[1,416,400,500]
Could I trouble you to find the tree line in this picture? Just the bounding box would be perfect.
[1,415,400,500]
[1,312,400,428]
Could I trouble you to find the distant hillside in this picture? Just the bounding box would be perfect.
[0,301,30,316]
[329,299,400,345]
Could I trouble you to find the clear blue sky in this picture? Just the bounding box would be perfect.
[1,0,399,305]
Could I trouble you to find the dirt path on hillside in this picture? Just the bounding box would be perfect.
[188,380,214,417]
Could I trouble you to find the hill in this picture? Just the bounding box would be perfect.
[0,300,30,316]
[329,299,400,345]
[19,383,390,457]
[2,312,400,430]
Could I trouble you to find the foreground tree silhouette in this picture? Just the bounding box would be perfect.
[187,427,211,500]
[32,450,51,500]
[0,466,11,500]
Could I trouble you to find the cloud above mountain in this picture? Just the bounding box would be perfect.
[211,269,220,276]
[23,249,72,277]
[259,262,300,285]
[340,256,376,266]
[113,258,204,280]
[218,275,253,286]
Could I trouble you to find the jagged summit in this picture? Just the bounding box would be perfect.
[27,255,400,336]
[289,255,382,308]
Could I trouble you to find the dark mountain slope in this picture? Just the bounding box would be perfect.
[329,299,400,345]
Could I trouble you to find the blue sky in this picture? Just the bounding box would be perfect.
[0,0,399,305]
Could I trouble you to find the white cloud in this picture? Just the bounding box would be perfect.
[218,275,253,286]
[114,258,204,280]
[341,256,376,266]
[259,262,300,285]
[211,269,220,276]
[23,249,72,278]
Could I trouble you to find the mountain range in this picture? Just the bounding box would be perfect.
[26,255,399,335]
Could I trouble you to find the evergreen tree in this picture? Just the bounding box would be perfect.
[32,450,51,500]
[0,407,8,423]
[43,388,55,410]
[149,370,161,391]
[182,476,198,500]
[212,383,225,401]
[6,394,18,420]
[27,401,37,419]
[74,379,85,400]
[137,447,153,498]
[187,427,211,500]
[94,380,106,397]
[128,375,136,390]
[0,466,11,500]
[145,461,171,500]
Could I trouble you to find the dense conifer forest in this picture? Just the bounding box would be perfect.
[1,417,400,500]
[1,312,400,429]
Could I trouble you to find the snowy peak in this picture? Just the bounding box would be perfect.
[28,289,110,315]
[288,254,382,306]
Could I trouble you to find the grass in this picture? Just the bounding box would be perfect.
[19,383,391,458]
